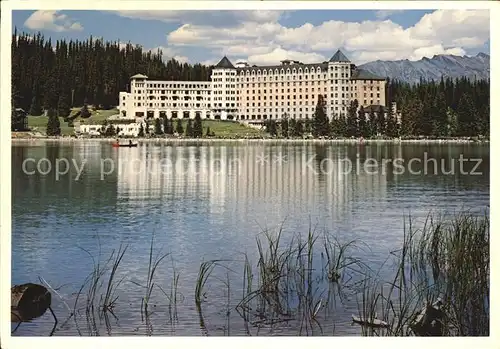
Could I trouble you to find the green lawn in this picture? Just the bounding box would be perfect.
[170,120,264,138]
[27,108,120,136]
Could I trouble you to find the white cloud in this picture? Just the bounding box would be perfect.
[410,45,466,61]
[111,10,284,27]
[247,48,327,66]
[24,11,83,32]
[200,59,218,66]
[163,9,488,65]
[375,10,405,20]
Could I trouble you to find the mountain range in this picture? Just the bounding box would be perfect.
[359,52,490,84]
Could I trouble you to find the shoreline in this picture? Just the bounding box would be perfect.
[11,136,489,145]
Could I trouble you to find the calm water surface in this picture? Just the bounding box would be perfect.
[11,141,489,336]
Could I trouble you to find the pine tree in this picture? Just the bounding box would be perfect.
[289,118,297,137]
[46,111,61,136]
[176,119,184,135]
[376,106,386,136]
[138,123,145,137]
[193,114,203,138]
[266,120,277,136]
[329,117,339,137]
[433,91,448,136]
[154,118,163,135]
[357,107,367,137]
[386,107,398,138]
[163,117,170,135]
[281,115,289,138]
[29,86,43,116]
[346,100,359,137]
[80,104,91,118]
[368,109,377,137]
[456,92,477,136]
[295,120,304,137]
[186,119,194,137]
[57,92,71,118]
[447,107,458,137]
[206,126,212,137]
[312,95,329,138]
[304,117,312,135]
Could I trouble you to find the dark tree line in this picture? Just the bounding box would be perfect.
[390,77,489,138]
[12,30,213,116]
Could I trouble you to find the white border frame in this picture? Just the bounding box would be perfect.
[0,2,497,349]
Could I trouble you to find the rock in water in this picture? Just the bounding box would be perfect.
[11,283,52,322]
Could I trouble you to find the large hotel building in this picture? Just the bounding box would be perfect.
[118,50,388,122]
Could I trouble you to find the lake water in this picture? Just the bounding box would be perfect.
[11,141,490,336]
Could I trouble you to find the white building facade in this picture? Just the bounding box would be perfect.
[117,50,388,123]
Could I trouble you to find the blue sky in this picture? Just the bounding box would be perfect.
[12,9,490,65]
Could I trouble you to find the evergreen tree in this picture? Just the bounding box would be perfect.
[295,120,304,137]
[447,107,458,137]
[80,104,91,118]
[163,116,169,136]
[138,123,145,137]
[304,117,312,135]
[433,91,448,136]
[281,115,289,138]
[46,111,61,136]
[57,92,71,118]
[193,114,203,137]
[289,118,297,137]
[186,119,194,137]
[176,119,184,135]
[154,118,163,135]
[29,86,43,116]
[339,114,348,137]
[165,118,174,135]
[206,126,212,137]
[357,107,367,137]
[368,109,377,137]
[456,92,477,136]
[376,106,386,136]
[329,117,340,137]
[312,95,329,137]
[386,107,398,138]
[346,100,359,137]
[266,120,277,136]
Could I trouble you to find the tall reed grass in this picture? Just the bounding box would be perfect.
[64,210,488,336]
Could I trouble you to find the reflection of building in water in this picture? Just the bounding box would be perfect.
[218,146,388,221]
[115,144,389,220]
[116,145,238,214]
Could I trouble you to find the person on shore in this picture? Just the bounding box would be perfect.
[129,139,132,145]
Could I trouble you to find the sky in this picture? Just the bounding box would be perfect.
[12,9,490,66]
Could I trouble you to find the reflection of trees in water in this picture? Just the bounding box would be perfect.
[12,144,118,217]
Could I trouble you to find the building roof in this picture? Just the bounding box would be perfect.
[215,56,235,69]
[329,50,350,63]
[130,73,148,79]
[351,69,386,81]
